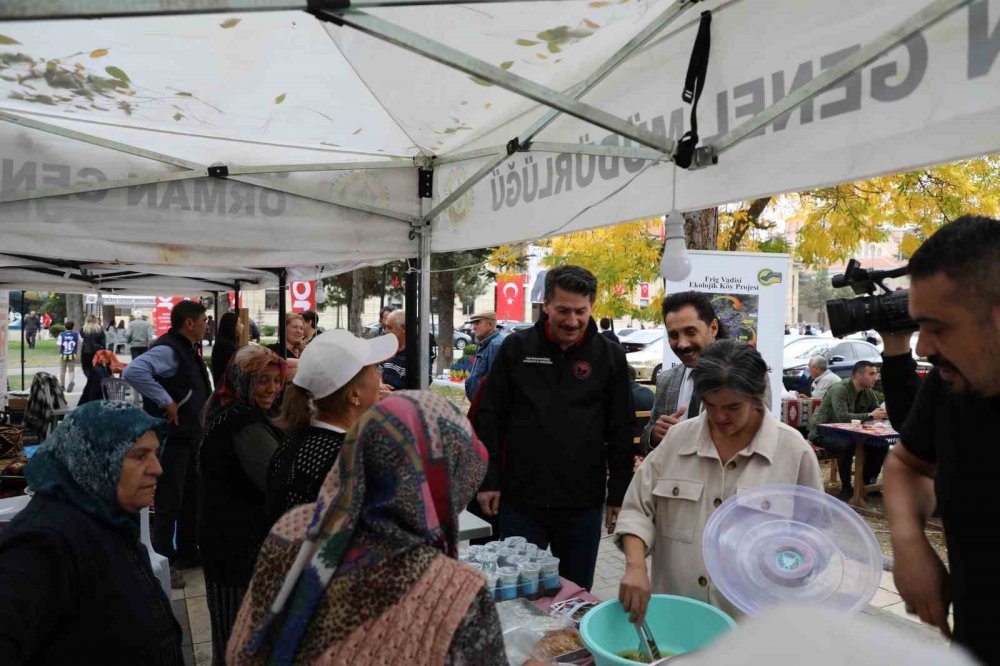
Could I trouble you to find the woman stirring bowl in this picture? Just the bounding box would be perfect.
[616,340,823,623]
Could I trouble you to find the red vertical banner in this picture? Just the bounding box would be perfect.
[290,281,316,313]
[153,297,183,336]
[496,274,526,321]
[227,292,244,309]
[640,283,650,298]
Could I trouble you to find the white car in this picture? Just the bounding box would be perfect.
[623,330,666,382]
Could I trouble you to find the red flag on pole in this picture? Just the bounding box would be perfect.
[496,274,526,320]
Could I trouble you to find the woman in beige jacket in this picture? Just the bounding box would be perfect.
[616,339,824,623]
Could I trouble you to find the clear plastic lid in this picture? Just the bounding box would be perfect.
[702,484,882,615]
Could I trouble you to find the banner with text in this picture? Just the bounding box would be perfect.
[0,290,8,405]
[153,297,198,337]
[662,251,790,415]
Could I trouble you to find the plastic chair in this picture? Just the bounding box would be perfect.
[100,377,143,406]
[140,507,171,597]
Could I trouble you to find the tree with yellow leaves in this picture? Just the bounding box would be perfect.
[792,157,1000,267]
[543,219,663,319]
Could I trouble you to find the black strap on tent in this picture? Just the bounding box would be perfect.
[673,10,712,169]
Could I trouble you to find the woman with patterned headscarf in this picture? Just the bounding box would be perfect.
[0,401,182,665]
[228,391,507,665]
[199,346,287,665]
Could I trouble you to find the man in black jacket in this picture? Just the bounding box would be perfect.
[476,265,634,590]
[123,300,210,588]
[882,216,1000,665]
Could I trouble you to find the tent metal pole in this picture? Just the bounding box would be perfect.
[418,209,432,391]
[229,159,416,175]
[0,169,207,205]
[325,9,674,154]
[404,263,419,390]
[434,146,508,167]
[20,291,25,388]
[708,0,970,159]
[0,110,202,170]
[277,270,288,358]
[424,0,691,220]
[233,281,241,314]
[528,142,672,161]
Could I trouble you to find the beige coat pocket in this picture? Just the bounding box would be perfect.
[652,478,704,543]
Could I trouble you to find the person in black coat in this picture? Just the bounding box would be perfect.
[211,311,242,389]
[199,346,287,666]
[0,401,182,665]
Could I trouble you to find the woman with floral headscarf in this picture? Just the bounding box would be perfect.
[0,401,182,665]
[228,391,507,665]
[199,346,287,665]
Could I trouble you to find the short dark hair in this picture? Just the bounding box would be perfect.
[379,306,394,317]
[852,360,877,376]
[692,339,768,405]
[909,215,1000,309]
[300,310,319,327]
[599,317,612,330]
[64,320,75,330]
[171,300,207,330]
[544,265,597,303]
[660,291,728,338]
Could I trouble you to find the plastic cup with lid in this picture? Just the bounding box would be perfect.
[518,561,541,598]
[476,551,499,572]
[539,556,561,591]
[497,566,520,601]
[485,571,499,601]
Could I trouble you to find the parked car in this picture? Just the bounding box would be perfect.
[623,330,666,383]
[783,337,931,394]
[429,324,472,350]
[616,327,638,339]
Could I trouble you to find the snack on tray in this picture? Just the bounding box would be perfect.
[532,627,589,662]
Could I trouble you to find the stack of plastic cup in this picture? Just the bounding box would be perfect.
[497,566,520,601]
[476,551,499,572]
[539,556,561,592]
[467,562,484,571]
[485,571,499,601]
[522,543,539,559]
[518,561,541,599]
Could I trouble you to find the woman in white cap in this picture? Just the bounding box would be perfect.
[266,329,397,524]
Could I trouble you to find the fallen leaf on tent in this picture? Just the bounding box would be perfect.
[484,102,492,109]
[536,53,548,59]
[90,48,109,58]
[220,18,242,29]
[0,35,20,45]
[469,76,494,87]
[584,19,600,29]
[353,128,362,135]
[105,66,130,83]
[173,113,184,121]
[176,91,192,97]
[500,61,513,70]
[459,100,468,105]
[589,1,610,6]
[515,39,538,47]
[548,43,561,53]
[274,92,286,104]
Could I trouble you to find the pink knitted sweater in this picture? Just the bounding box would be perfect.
[316,554,486,665]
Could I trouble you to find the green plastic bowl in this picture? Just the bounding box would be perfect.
[579,595,735,665]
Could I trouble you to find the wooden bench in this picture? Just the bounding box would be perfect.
[811,444,839,484]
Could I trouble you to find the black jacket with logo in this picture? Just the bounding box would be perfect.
[477,317,634,508]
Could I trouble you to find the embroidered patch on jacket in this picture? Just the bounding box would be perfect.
[572,361,592,380]
[523,356,553,365]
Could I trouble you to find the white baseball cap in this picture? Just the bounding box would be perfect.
[293,329,398,399]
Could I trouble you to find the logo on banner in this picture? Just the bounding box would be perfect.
[572,361,592,380]
[757,269,783,286]
[331,173,391,226]
[153,297,184,336]
[290,281,316,313]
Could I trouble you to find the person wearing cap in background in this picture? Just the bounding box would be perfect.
[266,329,398,524]
[464,310,503,401]
[125,309,156,358]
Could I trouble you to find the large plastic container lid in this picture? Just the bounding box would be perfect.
[703,484,882,615]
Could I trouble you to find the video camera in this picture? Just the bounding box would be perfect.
[825,259,918,337]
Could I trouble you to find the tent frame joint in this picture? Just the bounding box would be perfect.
[506,137,530,156]
[207,165,229,178]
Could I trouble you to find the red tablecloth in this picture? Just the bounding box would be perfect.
[781,397,821,429]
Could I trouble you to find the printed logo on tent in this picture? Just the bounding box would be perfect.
[757,269,783,286]
[331,173,391,226]
[442,167,475,228]
[572,361,592,381]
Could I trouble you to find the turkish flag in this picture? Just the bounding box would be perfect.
[227,292,244,309]
[496,274,526,321]
[290,281,316,313]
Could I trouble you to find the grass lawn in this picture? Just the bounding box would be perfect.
[5,372,36,392]
[5,338,62,369]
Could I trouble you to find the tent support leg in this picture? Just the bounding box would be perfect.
[20,291,25,389]
[418,168,433,390]
[277,270,288,358]
[405,261,419,390]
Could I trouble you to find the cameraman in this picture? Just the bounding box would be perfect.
[882,215,1000,666]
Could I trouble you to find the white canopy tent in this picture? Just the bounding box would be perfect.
[1,0,998,385]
